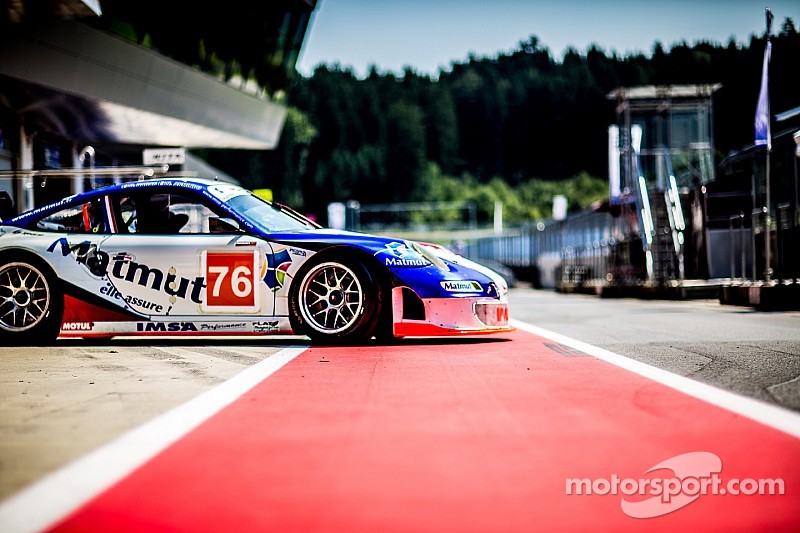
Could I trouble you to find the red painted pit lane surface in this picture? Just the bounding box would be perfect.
[49,330,798,532]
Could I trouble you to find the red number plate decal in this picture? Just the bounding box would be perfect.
[202,251,260,311]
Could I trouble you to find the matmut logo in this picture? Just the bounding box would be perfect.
[441,280,482,293]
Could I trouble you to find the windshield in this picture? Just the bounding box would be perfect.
[227,194,315,233]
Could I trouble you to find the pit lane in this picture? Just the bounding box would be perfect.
[0,338,296,500]
[1,289,799,531]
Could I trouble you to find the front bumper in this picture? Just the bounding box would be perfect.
[391,287,513,337]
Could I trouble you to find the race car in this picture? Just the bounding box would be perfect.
[0,178,511,343]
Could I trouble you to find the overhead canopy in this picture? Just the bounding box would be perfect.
[0,20,287,149]
[607,84,722,101]
[3,0,102,21]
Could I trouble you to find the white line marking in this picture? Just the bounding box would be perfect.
[0,346,308,533]
[511,318,800,440]
[5,325,799,531]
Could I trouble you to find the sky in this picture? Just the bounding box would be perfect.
[297,0,800,78]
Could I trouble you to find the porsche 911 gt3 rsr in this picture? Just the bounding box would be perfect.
[0,178,511,343]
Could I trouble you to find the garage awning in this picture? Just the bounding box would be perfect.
[0,19,287,149]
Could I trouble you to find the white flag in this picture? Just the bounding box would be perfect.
[754,9,773,149]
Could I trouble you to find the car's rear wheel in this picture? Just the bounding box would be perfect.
[0,257,63,344]
[289,258,382,342]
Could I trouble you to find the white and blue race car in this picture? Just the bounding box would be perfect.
[0,179,511,343]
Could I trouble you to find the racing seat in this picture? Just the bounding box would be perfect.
[136,208,188,234]
[164,212,189,233]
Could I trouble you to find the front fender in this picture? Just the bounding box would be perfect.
[265,231,503,300]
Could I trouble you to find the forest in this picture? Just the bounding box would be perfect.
[201,19,800,224]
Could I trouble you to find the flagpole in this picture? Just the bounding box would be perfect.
[766,137,771,282]
[763,8,773,282]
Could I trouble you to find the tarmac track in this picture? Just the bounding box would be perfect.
[2,326,798,532]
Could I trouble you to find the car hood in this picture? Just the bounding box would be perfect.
[264,228,508,300]
[265,228,396,249]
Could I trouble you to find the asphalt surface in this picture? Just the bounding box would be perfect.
[1,288,798,504]
[34,333,800,532]
[0,339,294,501]
[508,287,800,411]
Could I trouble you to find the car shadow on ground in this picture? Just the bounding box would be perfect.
[40,335,515,349]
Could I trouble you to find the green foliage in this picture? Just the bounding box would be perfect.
[416,165,608,223]
[386,101,427,202]
[210,20,800,224]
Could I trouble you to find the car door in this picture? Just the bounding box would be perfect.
[96,189,275,319]
[35,195,114,303]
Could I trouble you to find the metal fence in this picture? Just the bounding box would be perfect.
[464,208,638,289]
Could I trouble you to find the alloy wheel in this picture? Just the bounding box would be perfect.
[0,262,51,332]
[299,262,364,334]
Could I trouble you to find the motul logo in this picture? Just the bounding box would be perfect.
[62,322,93,331]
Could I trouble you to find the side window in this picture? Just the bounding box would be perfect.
[110,191,221,234]
[168,195,219,234]
[36,199,105,233]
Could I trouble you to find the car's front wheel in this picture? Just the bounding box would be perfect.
[0,256,63,344]
[289,258,382,342]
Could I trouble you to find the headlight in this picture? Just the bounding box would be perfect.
[412,242,448,271]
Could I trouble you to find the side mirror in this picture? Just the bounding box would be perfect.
[209,216,242,234]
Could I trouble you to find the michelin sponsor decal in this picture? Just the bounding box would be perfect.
[440,280,483,293]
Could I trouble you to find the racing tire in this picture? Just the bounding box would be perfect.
[289,257,382,343]
[0,255,63,345]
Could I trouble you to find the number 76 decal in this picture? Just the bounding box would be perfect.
[201,250,261,312]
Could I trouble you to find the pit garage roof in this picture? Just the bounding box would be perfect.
[607,84,722,101]
[3,0,102,21]
[0,19,287,148]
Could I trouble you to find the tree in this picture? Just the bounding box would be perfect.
[385,101,427,202]
[281,25,800,221]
